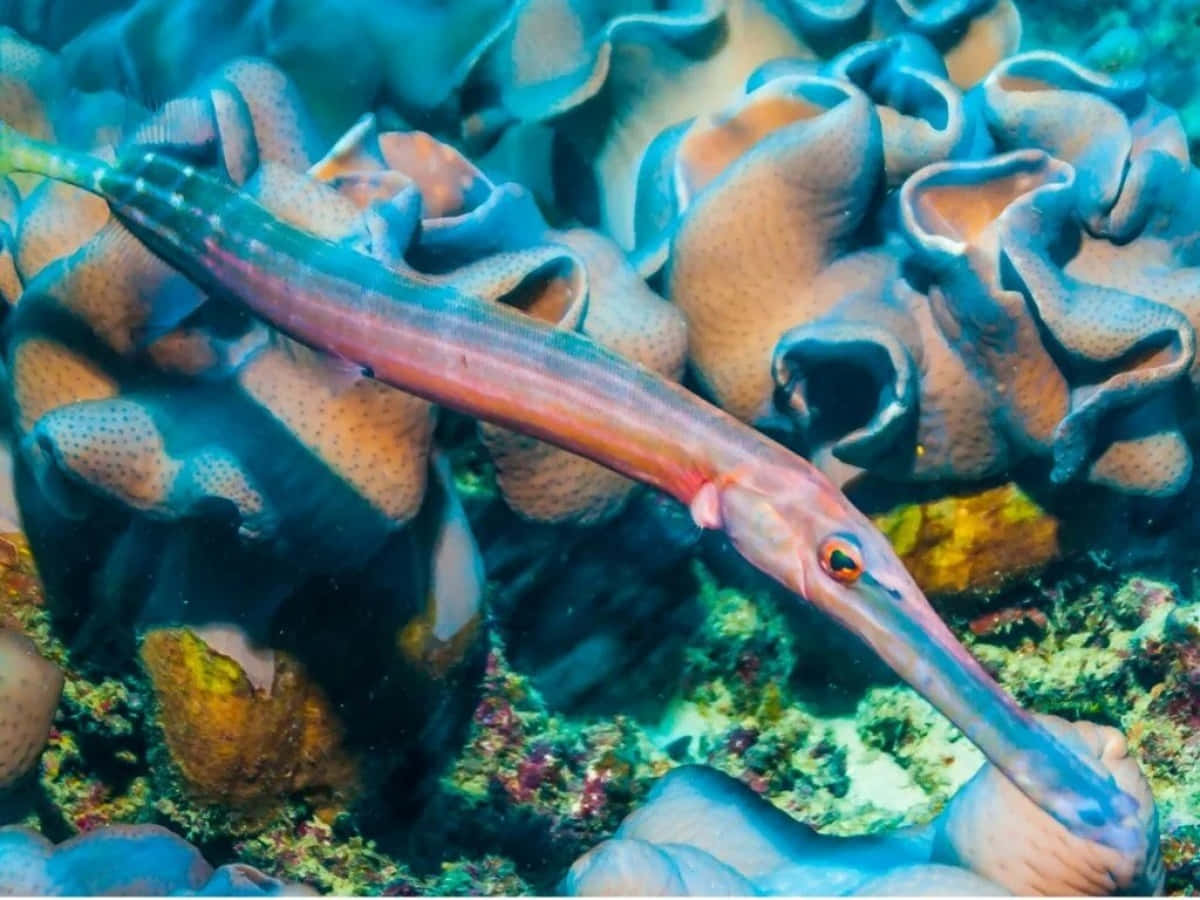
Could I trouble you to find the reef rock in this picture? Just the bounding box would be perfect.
[871,484,1060,596]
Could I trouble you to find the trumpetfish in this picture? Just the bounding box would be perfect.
[0,122,1141,853]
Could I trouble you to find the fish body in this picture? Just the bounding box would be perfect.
[0,123,1142,854]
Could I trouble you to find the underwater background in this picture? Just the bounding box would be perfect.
[0,0,1199,895]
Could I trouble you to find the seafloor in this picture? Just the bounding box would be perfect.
[3,471,1200,893]
[1,0,1200,896]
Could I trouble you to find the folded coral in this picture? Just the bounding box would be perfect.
[563,716,1162,896]
[0,29,686,827]
[0,627,62,788]
[11,1,1196,505]
[621,30,1200,499]
[0,37,496,825]
[0,824,312,895]
[0,0,1195,884]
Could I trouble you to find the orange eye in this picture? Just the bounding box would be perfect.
[819,537,863,584]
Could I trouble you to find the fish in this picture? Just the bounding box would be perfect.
[0,121,1141,853]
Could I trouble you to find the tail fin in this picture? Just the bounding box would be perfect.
[0,121,108,191]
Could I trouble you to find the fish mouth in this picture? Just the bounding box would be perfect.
[771,320,917,468]
[817,569,1143,855]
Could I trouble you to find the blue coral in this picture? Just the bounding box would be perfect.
[0,825,308,895]
[565,723,1163,896]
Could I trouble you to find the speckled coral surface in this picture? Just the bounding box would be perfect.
[0,628,61,787]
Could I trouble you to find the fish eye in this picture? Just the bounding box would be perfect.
[818,536,863,584]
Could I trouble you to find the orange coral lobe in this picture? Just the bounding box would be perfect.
[10,338,118,432]
[873,483,1060,596]
[139,628,357,818]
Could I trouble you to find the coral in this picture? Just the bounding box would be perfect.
[311,115,688,525]
[541,558,1200,894]
[563,8,1200,503]
[223,629,668,893]
[456,0,725,147]
[441,556,1195,896]
[0,50,498,843]
[2,505,1193,893]
[642,566,931,836]
[870,483,1060,596]
[0,823,310,895]
[237,814,531,896]
[2,2,1200,896]
[9,0,1200,516]
[138,627,357,825]
[1020,2,1200,157]
[874,0,1022,88]
[439,638,668,858]
[0,536,158,835]
[933,715,1162,895]
[4,57,442,562]
[235,816,415,896]
[0,628,62,787]
[491,0,1017,245]
[649,73,885,424]
[0,531,46,634]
